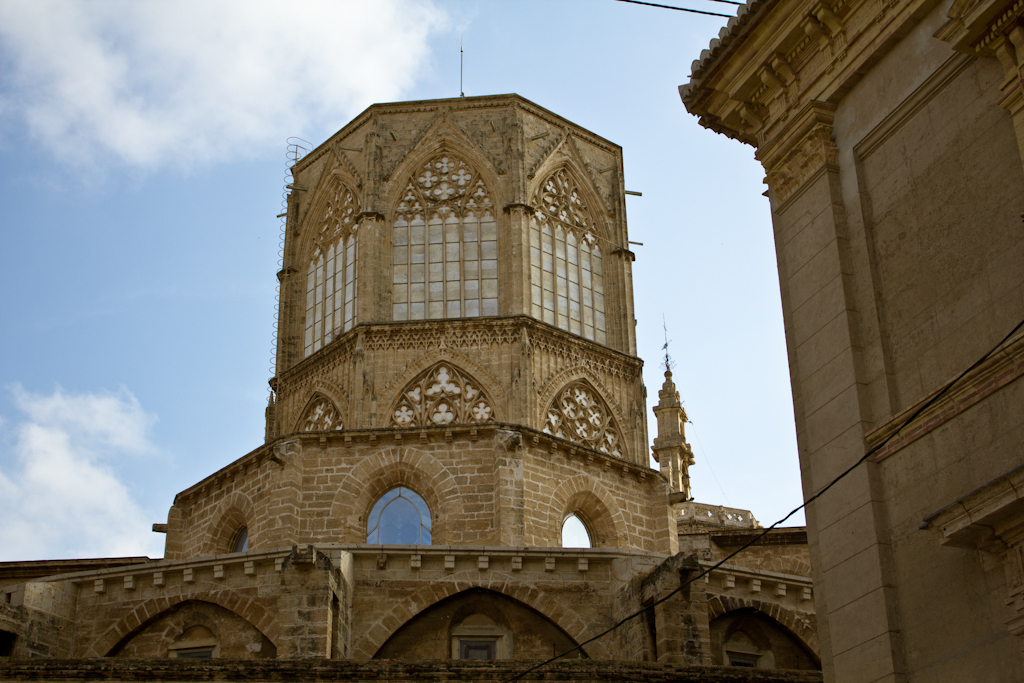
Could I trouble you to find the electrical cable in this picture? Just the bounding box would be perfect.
[686,419,731,505]
[614,0,735,18]
[503,315,1024,682]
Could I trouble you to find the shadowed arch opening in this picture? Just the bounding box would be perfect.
[107,600,276,659]
[709,608,820,670]
[373,588,586,661]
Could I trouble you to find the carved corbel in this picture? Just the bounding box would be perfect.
[771,55,796,84]
[814,3,843,37]
[802,15,831,51]
[737,102,764,133]
[759,66,785,91]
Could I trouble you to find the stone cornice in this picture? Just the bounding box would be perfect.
[756,101,837,205]
[172,423,666,508]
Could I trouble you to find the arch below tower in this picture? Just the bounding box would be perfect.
[531,475,629,549]
[353,578,609,660]
[202,491,258,556]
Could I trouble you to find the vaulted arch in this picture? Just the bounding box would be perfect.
[86,592,278,658]
[706,596,820,660]
[351,577,611,661]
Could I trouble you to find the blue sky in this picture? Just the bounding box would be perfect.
[0,0,802,561]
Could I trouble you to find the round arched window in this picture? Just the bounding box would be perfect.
[561,513,592,548]
[367,487,432,544]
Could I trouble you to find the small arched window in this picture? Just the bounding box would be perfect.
[367,487,432,544]
[561,513,592,548]
[230,527,248,553]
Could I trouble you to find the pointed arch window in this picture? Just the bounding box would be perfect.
[367,487,432,545]
[304,180,359,358]
[529,169,605,344]
[392,154,497,321]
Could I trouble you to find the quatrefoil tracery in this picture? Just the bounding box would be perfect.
[391,364,495,428]
[534,169,595,241]
[396,153,493,221]
[542,382,622,458]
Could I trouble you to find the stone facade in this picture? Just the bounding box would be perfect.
[1,95,818,678]
[681,1,1024,681]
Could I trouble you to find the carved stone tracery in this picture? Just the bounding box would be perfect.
[397,153,493,221]
[391,364,495,428]
[542,381,623,458]
[298,396,343,432]
[315,179,360,257]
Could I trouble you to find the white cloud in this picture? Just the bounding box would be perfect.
[0,386,163,561]
[0,0,447,169]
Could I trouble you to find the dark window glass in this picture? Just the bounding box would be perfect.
[231,527,248,553]
[176,647,214,659]
[459,638,498,660]
[366,487,432,544]
[728,653,759,667]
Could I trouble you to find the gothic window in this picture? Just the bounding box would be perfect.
[392,154,497,321]
[530,169,605,344]
[297,395,343,432]
[561,513,592,548]
[366,487,432,544]
[230,527,248,553]
[391,364,495,428]
[542,381,623,458]
[304,180,359,358]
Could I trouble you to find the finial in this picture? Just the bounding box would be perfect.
[661,315,675,374]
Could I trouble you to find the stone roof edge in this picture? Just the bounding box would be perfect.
[678,0,777,106]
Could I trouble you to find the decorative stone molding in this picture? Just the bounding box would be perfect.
[756,101,838,206]
[389,364,496,428]
[542,380,623,458]
[297,395,344,432]
[922,464,1024,645]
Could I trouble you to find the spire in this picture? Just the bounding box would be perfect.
[651,325,694,500]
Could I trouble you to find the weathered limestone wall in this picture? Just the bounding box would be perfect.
[680,0,1024,680]
[0,658,825,682]
[164,428,676,561]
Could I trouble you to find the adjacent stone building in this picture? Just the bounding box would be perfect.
[681,0,1024,681]
[2,94,820,680]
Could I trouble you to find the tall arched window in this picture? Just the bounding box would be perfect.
[529,169,605,344]
[304,180,359,358]
[392,153,497,321]
[366,487,432,544]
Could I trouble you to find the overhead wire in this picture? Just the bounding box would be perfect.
[503,315,1024,683]
[614,0,735,18]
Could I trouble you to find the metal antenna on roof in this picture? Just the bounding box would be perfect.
[460,36,465,97]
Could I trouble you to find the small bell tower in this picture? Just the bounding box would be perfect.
[651,367,694,500]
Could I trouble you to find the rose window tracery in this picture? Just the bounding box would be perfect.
[305,178,359,358]
[392,153,497,321]
[299,396,343,432]
[391,364,495,428]
[542,382,622,458]
[529,169,606,344]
